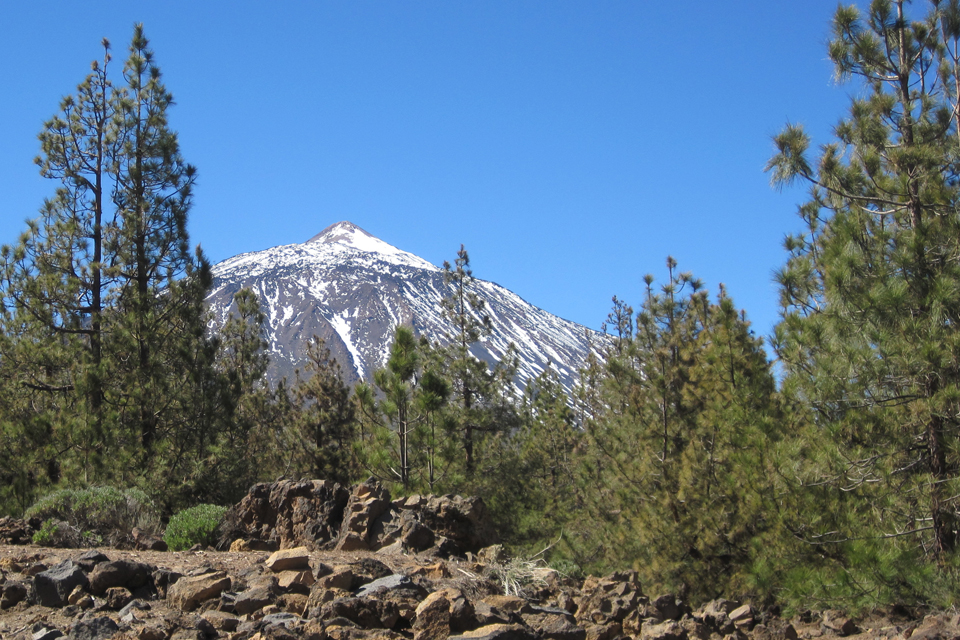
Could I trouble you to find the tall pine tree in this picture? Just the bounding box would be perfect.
[290,335,359,484]
[578,261,782,600]
[440,245,493,475]
[0,26,213,506]
[109,24,201,455]
[768,0,960,605]
[0,42,119,483]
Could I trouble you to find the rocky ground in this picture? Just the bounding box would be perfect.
[0,479,957,640]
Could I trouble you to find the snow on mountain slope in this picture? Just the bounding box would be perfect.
[206,221,603,393]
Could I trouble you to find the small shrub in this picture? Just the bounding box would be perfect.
[484,537,566,596]
[32,519,59,545]
[31,518,82,548]
[488,554,551,596]
[25,486,160,546]
[164,504,228,551]
[549,558,584,580]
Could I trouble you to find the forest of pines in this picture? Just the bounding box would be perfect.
[4,1,960,612]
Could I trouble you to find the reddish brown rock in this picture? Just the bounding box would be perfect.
[219,479,350,550]
[88,559,151,594]
[337,532,371,552]
[413,591,451,640]
[409,495,499,555]
[166,570,231,612]
[131,528,168,552]
[483,595,530,615]
[279,592,309,616]
[473,600,514,627]
[574,571,644,628]
[521,608,585,640]
[752,620,799,640]
[103,586,132,610]
[338,481,392,548]
[277,568,316,591]
[233,585,275,615]
[317,568,355,591]
[0,581,28,609]
[320,596,401,629]
[641,620,686,640]
[265,546,311,572]
[821,610,858,637]
[202,610,241,633]
[0,517,35,545]
[449,623,536,640]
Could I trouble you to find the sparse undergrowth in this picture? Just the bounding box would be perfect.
[479,543,558,597]
[25,486,160,547]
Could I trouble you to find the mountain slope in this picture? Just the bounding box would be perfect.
[205,221,603,393]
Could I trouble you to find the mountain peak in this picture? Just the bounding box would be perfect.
[307,221,372,246]
[207,220,605,394]
[302,221,437,271]
[305,220,397,256]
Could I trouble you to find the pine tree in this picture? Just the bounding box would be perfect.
[579,261,781,599]
[109,24,201,454]
[440,245,493,474]
[356,326,450,490]
[435,244,524,488]
[768,0,960,603]
[218,290,269,410]
[510,366,584,548]
[198,288,283,502]
[0,26,212,503]
[0,42,119,479]
[290,335,359,484]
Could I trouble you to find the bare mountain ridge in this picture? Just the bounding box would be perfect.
[205,221,603,393]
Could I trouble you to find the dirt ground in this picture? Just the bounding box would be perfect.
[0,542,442,639]
[0,542,957,640]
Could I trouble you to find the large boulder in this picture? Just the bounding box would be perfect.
[336,480,392,550]
[166,570,231,612]
[410,494,499,554]
[220,479,350,550]
[373,493,499,555]
[32,560,88,608]
[575,571,645,635]
[88,559,152,595]
[221,478,498,556]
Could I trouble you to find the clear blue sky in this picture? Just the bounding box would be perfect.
[1,1,854,344]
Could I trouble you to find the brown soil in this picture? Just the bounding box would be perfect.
[0,542,451,639]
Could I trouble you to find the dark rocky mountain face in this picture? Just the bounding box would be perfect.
[205,221,603,393]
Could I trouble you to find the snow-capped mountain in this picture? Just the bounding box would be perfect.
[206,221,603,393]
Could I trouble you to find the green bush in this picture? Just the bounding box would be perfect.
[163,504,228,551]
[25,486,160,545]
[32,519,61,546]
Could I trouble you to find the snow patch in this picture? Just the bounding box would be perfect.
[329,309,366,379]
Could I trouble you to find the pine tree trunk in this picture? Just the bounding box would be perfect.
[927,411,954,557]
[464,385,474,475]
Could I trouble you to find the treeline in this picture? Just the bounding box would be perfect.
[5,1,960,612]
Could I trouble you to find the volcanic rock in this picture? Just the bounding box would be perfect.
[166,571,230,612]
[32,560,88,608]
[88,559,151,594]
